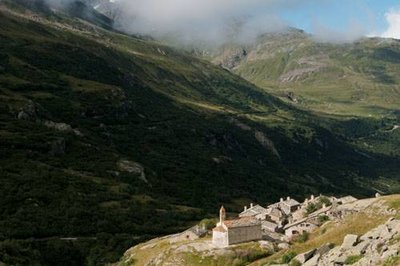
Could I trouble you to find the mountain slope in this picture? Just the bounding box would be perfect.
[207,29,400,118]
[0,2,399,265]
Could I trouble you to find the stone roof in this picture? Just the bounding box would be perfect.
[282,198,300,207]
[338,196,357,204]
[223,217,261,228]
[240,204,268,216]
[262,220,278,228]
[267,207,283,217]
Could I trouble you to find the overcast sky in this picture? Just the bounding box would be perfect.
[81,0,399,44]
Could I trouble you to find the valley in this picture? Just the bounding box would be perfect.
[0,0,399,265]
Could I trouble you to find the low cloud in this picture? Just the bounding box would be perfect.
[381,8,400,39]
[312,20,366,44]
[111,0,311,46]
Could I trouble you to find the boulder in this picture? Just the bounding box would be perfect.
[303,253,320,266]
[379,226,394,240]
[360,228,380,241]
[294,249,316,264]
[341,234,358,250]
[351,241,370,255]
[317,243,333,256]
[259,240,274,250]
[277,242,290,250]
[117,160,148,183]
[381,248,398,259]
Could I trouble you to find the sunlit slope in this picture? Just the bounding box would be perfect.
[209,29,400,117]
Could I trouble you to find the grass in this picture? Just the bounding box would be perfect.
[252,212,389,265]
[344,255,363,264]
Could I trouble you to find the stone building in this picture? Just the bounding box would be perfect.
[239,203,268,220]
[212,206,262,248]
[284,221,318,238]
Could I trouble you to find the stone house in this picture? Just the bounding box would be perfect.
[266,207,284,223]
[279,197,301,215]
[284,221,318,238]
[239,203,268,220]
[212,206,262,248]
[262,220,279,232]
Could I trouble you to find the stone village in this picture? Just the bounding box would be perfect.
[178,194,361,248]
[211,194,359,248]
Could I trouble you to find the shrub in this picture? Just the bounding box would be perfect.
[318,215,330,224]
[199,218,216,230]
[296,231,309,243]
[306,203,318,214]
[319,196,332,207]
[281,251,297,263]
[344,255,363,264]
[290,259,302,266]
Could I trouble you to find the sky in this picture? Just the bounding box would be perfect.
[280,0,400,40]
[48,0,400,44]
[107,0,400,44]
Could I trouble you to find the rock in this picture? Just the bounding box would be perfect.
[50,138,66,156]
[254,131,281,160]
[375,193,381,198]
[259,240,274,250]
[17,110,31,120]
[43,120,83,136]
[317,243,333,256]
[303,253,320,266]
[341,234,358,250]
[381,248,398,259]
[351,241,370,255]
[333,254,347,264]
[360,227,380,241]
[277,242,290,250]
[117,160,148,183]
[294,249,316,263]
[380,226,394,240]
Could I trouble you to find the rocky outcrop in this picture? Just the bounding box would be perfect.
[17,101,37,121]
[296,218,400,265]
[43,120,83,136]
[117,160,148,183]
[254,131,281,160]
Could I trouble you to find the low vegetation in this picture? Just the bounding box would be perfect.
[344,255,363,264]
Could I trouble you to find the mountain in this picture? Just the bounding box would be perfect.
[205,28,400,118]
[0,1,399,265]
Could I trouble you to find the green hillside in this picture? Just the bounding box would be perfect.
[0,2,399,265]
[208,29,400,118]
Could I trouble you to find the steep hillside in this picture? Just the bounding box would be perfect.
[207,29,400,118]
[0,1,399,265]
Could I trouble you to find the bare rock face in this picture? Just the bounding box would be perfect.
[277,242,290,250]
[341,234,359,250]
[17,101,37,121]
[308,219,400,266]
[117,160,148,183]
[254,131,281,160]
[43,120,83,136]
[294,248,316,263]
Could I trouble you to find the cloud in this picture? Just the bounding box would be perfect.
[312,20,366,43]
[111,0,312,45]
[381,8,400,39]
